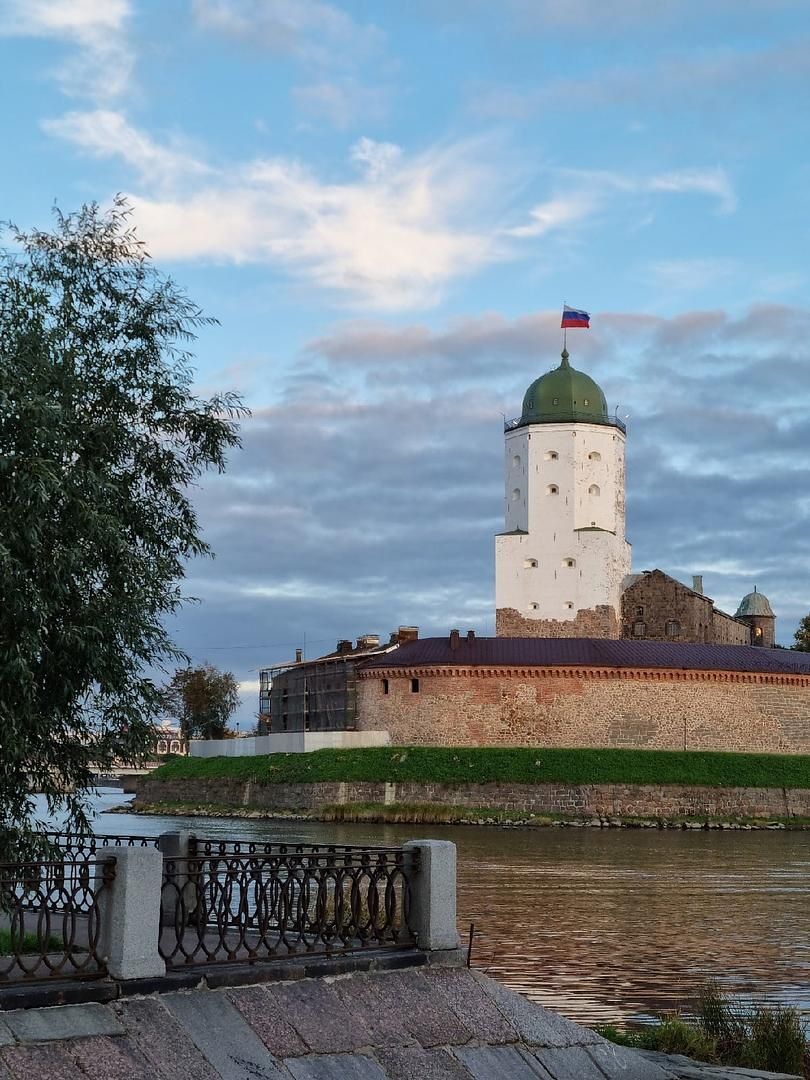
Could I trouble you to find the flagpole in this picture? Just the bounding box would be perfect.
[562,300,566,353]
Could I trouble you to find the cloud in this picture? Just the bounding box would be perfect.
[508,194,599,238]
[191,0,382,60]
[472,37,810,120]
[646,257,738,293]
[41,110,211,186]
[292,81,389,130]
[48,113,508,310]
[0,0,134,100]
[558,166,737,214]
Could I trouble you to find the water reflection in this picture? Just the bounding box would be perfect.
[57,790,810,1027]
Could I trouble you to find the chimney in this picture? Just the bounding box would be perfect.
[449,629,460,650]
[692,575,704,595]
[356,634,380,650]
[466,629,476,643]
[336,639,353,655]
[295,648,303,663]
[397,626,419,643]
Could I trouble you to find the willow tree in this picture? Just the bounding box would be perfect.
[0,200,246,857]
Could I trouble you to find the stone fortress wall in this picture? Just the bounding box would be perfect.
[357,666,810,755]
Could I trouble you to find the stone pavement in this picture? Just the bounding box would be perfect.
[0,968,801,1080]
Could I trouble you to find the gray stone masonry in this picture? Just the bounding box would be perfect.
[403,839,461,953]
[97,846,165,981]
[0,968,802,1079]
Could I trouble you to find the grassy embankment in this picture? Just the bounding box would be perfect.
[134,747,810,826]
[597,984,809,1077]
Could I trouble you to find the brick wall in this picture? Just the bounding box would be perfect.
[133,775,810,820]
[496,604,619,639]
[356,666,810,754]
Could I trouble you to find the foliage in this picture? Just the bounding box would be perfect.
[0,928,63,956]
[161,663,241,741]
[149,744,810,790]
[597,983,809,1077]
[0,200,246,859]
[793,613,810,652]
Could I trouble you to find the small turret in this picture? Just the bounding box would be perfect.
[735,587,776,647]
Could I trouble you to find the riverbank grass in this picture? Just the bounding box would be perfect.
[597,984,809,1077]
[151,745,810,789]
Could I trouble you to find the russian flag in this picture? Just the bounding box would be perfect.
[561,305,590,329]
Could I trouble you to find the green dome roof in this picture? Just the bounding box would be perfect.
[520,349,610,427]
[735,589,774,618]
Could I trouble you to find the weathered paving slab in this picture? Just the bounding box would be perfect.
[228,985,309,1058]
[374,1044,474,1080]
[331,973,415,1048]
[0,1043,87,1080]
[533,1045,613,1079]
[475,977,602,1047]
[586,1040,678,1079]
[0,1020,13,1048]
[115,997,221,1080]
[454,1044,552,1079]
[284,1053,387,1080]
[62,1035,154,1080]
[1,1003,123,1044]
[266,979,371,1055]
[422,969,516,1044]
[366,971,472,1047]
[164,989,287,1080]
[635,1049,801,1079]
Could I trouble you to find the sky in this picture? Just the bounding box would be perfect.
[2,0,810,728]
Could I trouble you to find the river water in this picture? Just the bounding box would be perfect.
[54,789,810,1028]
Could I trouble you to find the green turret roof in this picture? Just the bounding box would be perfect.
[520,349,610,427]
[735,588,774,619]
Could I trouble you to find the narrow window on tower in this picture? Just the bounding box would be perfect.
[588,484,600,496]
[382,678,389,695]
[410,678,420,693]
[563,558,576,568]
[547,484,558,495]
[524,558,538,569]
[588,451,601,461]
[544,450,559,461]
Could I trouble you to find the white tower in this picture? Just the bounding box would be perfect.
[495,348,630,637]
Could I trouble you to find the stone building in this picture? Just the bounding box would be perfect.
[495,349,630,639]
[621,570,751,645]
[259,627,418,733]
[357,633,810,754]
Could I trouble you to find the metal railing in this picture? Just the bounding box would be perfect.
[43,831,160,858]
[504,412,626,433]
[0,856,115,982]
[159,846,418,968]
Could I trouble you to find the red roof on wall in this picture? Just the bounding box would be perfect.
[361,637,810,675]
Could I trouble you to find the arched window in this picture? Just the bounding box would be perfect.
[544,450,558,461]
[565,601,574,610]
[524,558,538,569]
[588,484,600,496]
[588,451,601,461]
[583,398,590,406]
[546,484,559,495]
[665,620,680,637]
[512,454,521,467]
[563,557,576,568]
[511,488,520,501]
[633,620,646,637]
[529,602,539,610]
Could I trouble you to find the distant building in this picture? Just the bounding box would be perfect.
[259,627,419,734]
[735,588,776,647]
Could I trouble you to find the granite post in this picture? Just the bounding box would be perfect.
[97,846,165,980]
[403,839,461,953]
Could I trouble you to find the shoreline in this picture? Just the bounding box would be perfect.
[118,799,810,830]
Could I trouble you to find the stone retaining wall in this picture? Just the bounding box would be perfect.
[133,776,810,820]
